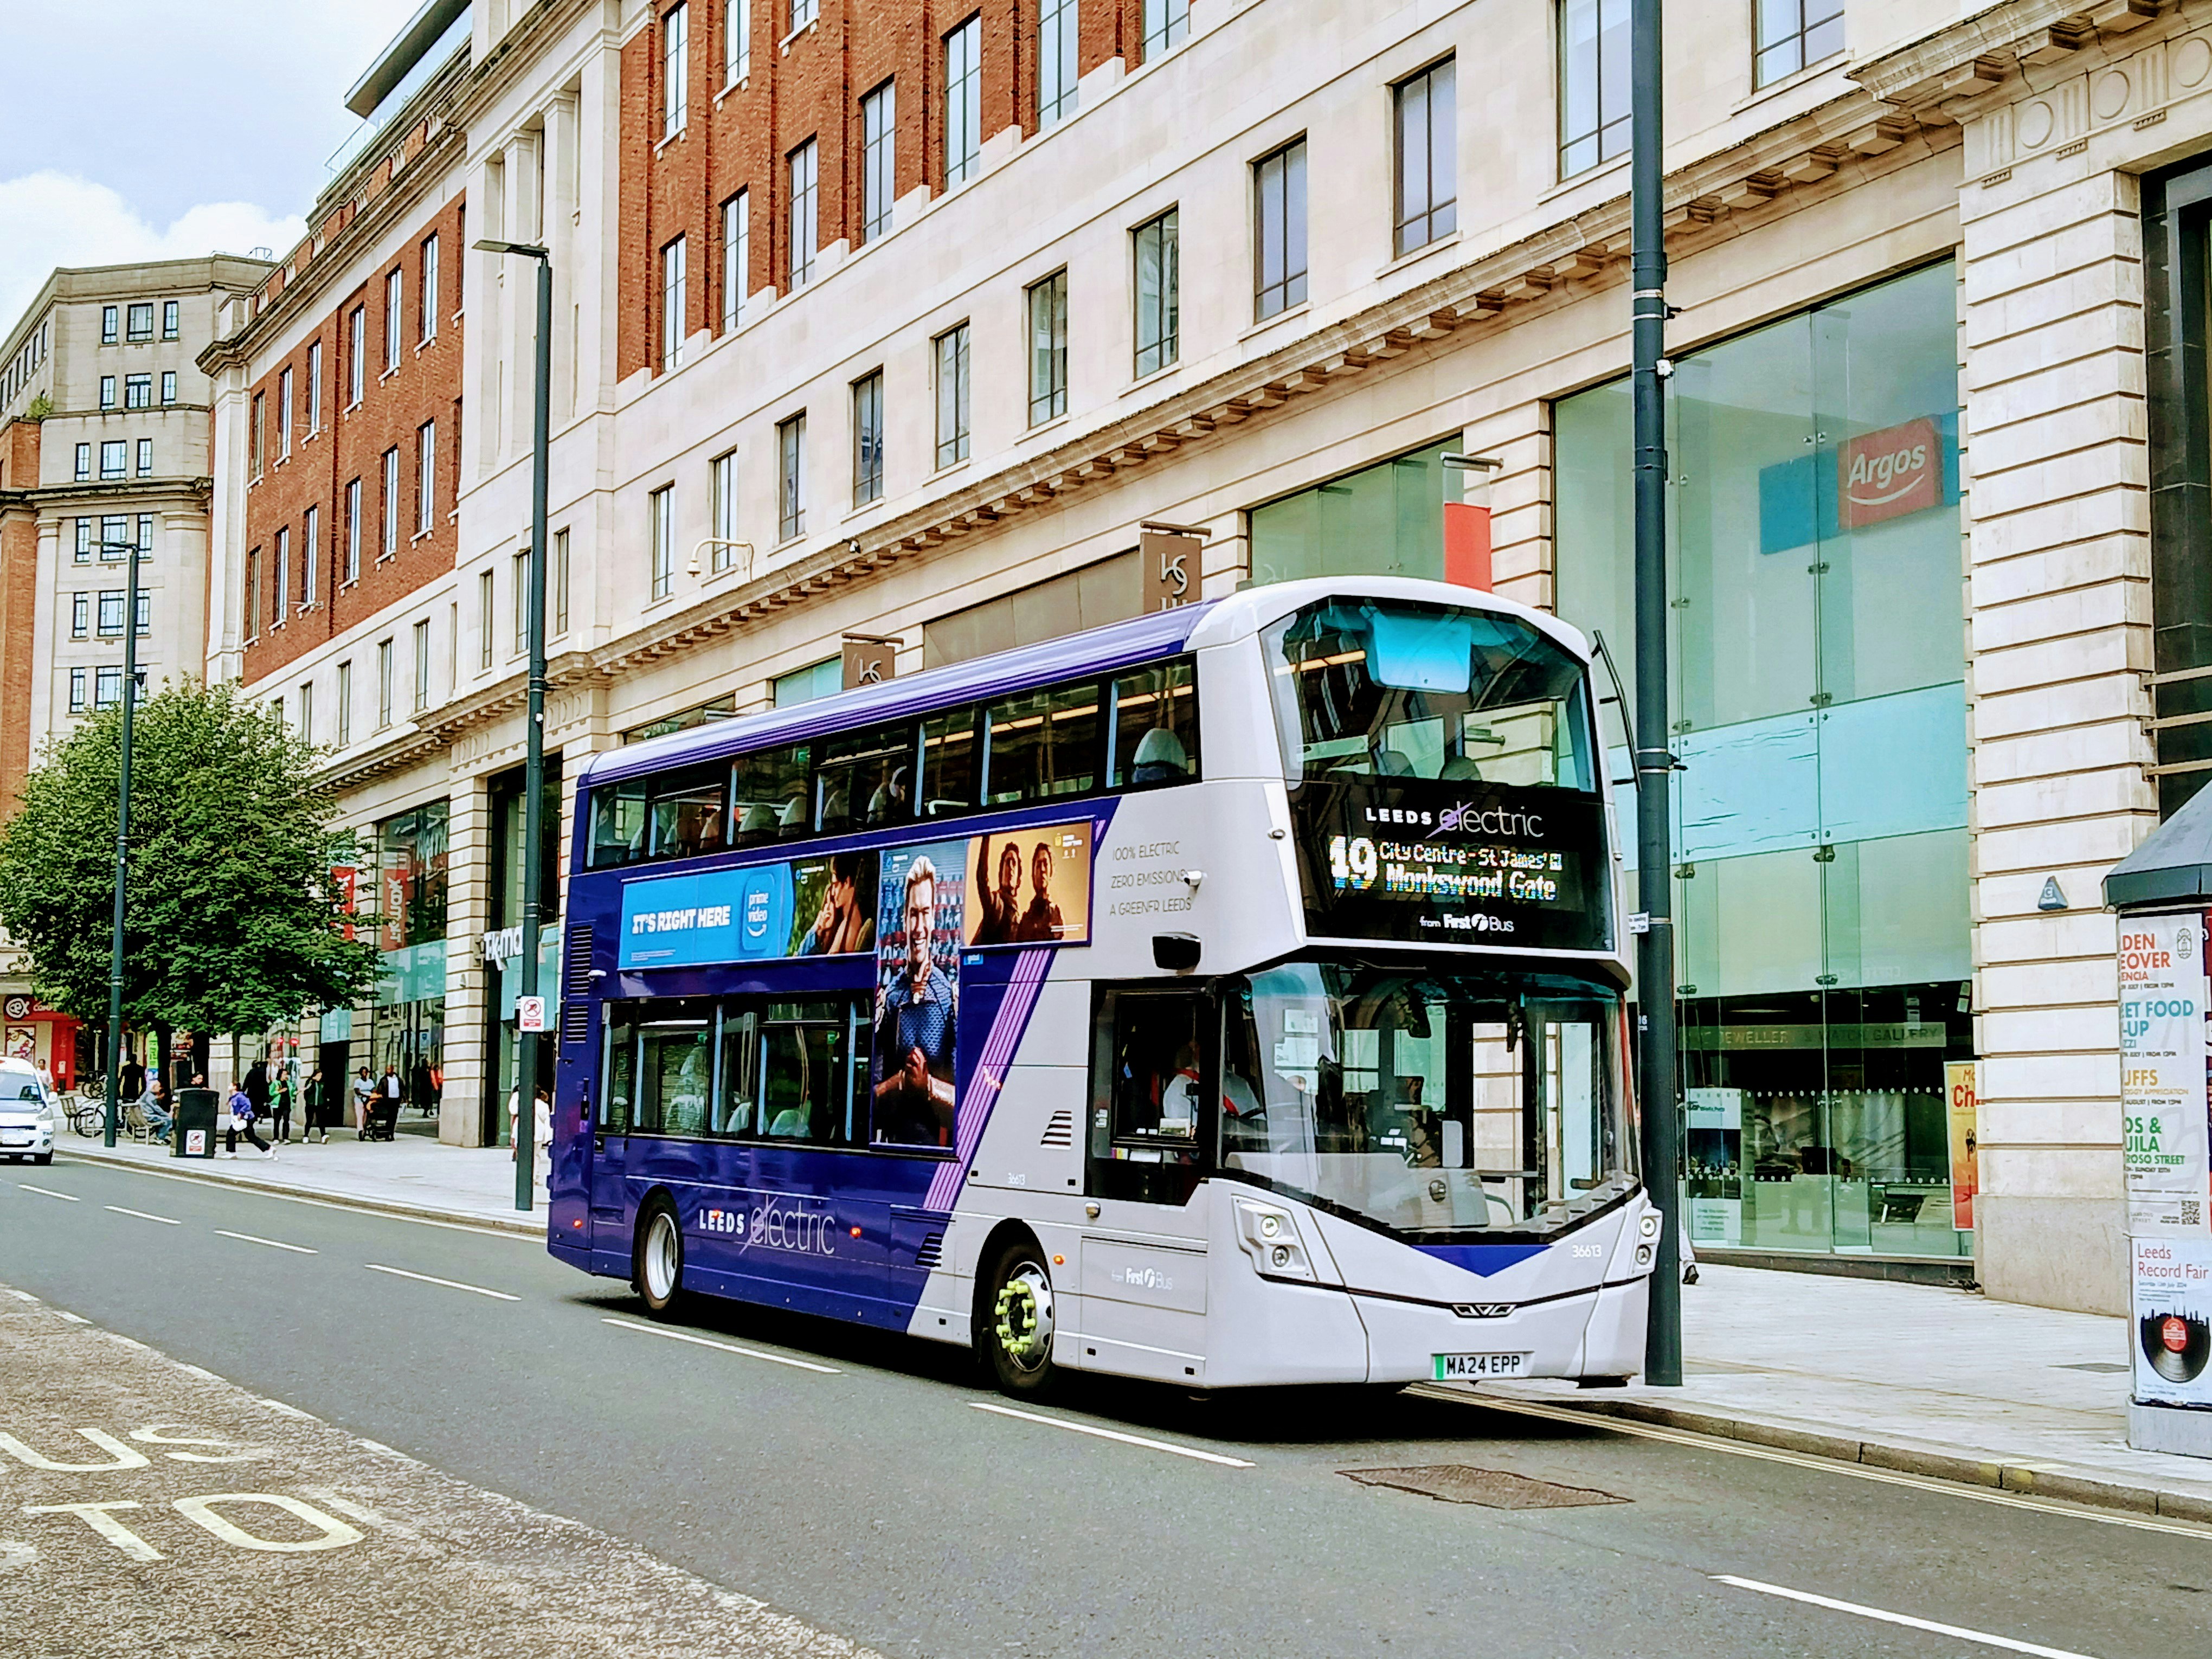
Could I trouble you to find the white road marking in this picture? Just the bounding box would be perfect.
[363,1263,518,1301]
[104,1204,178,1226]
[215,1229,317,1255]
[56,1312,87,1324]
[351,1439,423,1466]
[18,1185,76,1201]
[1712,1575,2098,1659]
[600,1317,841,1374]
[1429,1388,2212,1541]
[969,1401,1256,1468]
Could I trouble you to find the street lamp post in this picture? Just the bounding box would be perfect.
[1630,0,1683,1385]
[98,537,146,1149]
[477,238,552,1213]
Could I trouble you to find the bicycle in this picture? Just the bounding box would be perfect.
[66,1091,110,1137]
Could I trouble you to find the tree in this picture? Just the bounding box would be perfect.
[0,680,383,1037]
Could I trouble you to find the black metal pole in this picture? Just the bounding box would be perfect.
[1631,0,1682,1385]
[514,250,552,1213]
[101,539,144,1148]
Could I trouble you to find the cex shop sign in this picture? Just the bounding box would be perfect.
[1837,416,1939,529]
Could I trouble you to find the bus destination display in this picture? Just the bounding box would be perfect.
[1293,780,1610,953]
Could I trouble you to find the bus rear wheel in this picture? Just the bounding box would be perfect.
[981,1239,1058,1398]
[636,1199,686,1319]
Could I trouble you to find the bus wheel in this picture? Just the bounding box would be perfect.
[636,1199,686,1319]
[982,1239,1057,1398]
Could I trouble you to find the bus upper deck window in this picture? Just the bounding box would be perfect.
[985,681,1099,806]
[817,724,916,834]
[1110,661,1199,788]
[919,708,978,817]
[649,764,730,859]
[590,779,649,867]
[732,742,810,845]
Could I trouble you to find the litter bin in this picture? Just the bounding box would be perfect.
[171,1087,218,1159]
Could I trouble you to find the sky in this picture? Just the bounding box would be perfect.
[0,1,423,328]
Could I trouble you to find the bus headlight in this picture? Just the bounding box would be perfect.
[1234,1199,1314,1282]
[1638,1211,1662,1240]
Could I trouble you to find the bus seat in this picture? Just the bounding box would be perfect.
[1376,749,1416,776]
[777,796,807,831]
[767,1107,809,1138]
[735,803,777,845]
[1439,756,1483,781]
[1130,726,1189,784]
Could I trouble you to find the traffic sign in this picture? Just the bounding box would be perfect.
[517,996,546,1033]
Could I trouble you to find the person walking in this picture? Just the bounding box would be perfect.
[222,1082,272,1159]
[301,1067,327,1143]
[350,1066,375,1136]
[378,1064,402,1133]
[243,1059,269,1124]
[532,1084,554,1194]
[271,1068,294,1144]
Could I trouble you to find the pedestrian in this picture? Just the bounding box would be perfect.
[533,1084,553,1191]
[139,1077,173,1143]
[379,1064,402,1127]
[271,1068,294,1144]
[301,1067,328,1143]
[118,1051,146,1105]
[244,1059,269,1124]
[350,1066,375,1136]
[222,1081,272,1159]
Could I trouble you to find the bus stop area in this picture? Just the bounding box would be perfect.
[0,1287,872,1659]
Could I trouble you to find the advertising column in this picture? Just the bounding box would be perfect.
[2117,912,2212,1456]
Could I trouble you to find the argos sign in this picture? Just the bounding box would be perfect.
[1837,417,1940,529]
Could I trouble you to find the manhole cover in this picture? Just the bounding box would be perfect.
[1342,1465,1628,1509]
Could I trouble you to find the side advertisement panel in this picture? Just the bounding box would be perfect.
[2118,913,2212,1237]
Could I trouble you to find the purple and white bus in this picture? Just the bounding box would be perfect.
[547,576,1658,1394]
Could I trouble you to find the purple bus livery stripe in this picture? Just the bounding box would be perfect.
[926,947,1053,1211]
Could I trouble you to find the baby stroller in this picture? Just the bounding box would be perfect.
[362,1095,401,1141]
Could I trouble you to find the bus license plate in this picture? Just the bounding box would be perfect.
[1432,1352,1531,1380]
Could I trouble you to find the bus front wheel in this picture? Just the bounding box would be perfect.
[636,1198,686,1319]
[981,1238,1058,1398]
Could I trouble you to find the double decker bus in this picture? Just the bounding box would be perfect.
[547,576,1657,1394]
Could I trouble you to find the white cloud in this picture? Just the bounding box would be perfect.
[0,172,304,335]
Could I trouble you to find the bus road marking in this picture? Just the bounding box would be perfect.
[215,1230,317,1255]
[18,1185,76,1201]
[969,1402,1256,1468]
[104,1205,178,1226]
[364,1264,518,1301]
[600,1317,841,1374]
[1712,1576,2097,1659]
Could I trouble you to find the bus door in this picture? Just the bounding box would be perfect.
[1079,987,1215,1377]
[588,1011,637,1256]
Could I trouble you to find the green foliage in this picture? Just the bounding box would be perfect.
[24,391,52,421]
[0,680,383,1034]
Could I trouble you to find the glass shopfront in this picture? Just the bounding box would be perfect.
[372,799,449,1126]
[1250,440,1456,586]
[483,761,562,1144]
[1555,260,1973,1261]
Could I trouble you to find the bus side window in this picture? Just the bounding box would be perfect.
[1109,661,1199,788]
[648,763,729,859]
[600,1011,636,1133]
[636,1004,712,1135]
[818,724,916,834]
[732,743,810,845]
[983,680,1101,807]
[589,780,648,868]
[919,707,978,817]
[758,998,856,1144]
[1086,987,1213,1205]
[713,1007,759,1136]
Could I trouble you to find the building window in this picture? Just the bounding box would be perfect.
[852,372,884,504]
[661,235,688,369]
[1038,0,1078,126]
[134,591,150,638]
[860,81,896,245]
[944,17,981,187]
[935,323,970,469]
[344,477,362,582]
[74,444,89,482]
[722,191,749,329]
[304,504,320,603]
[726,0,750,81]
[788,140,818,287]
[349,306,366,404]
[1140,0,1187,61]
[377,639,394,728]
[74,519,91,560]
[478,568,495,668]
[414,619,431,711]
[125,303,153,342]
[337,660,352,744]
[381,447,400,556]
[1393,57,1457,256]
[512,549,529,656]
[274,526,290,617]
[664,1,689,134]
[100,441,127,480]
[1133,208,1179,377]
[298,680,314,740]
[1024,271,1068,426]
[712,450,741,559]
[95,667,123,711]
[125,373,152,409]
[554,527,570,635]
[101,306,118,345]
[778,413,806,541]
[100,375,117,410]
[384,268,403,372]
[160,370,177,404]
[136,513,154,558]
[650,485,676,599]
[99,590,124,636]
[772,657,841,706]
[68,668,86,714]
[101,515,128,558]
[1559,0,1629,178]
[306,340,322,430]
[1253,137,1308,320]
[791,0,818,28]
[278,367,293,455]
[71,594,87,639]
[135,438,152,477]
[162,299,179,340]
[1756,0,1843,88]
[244,549,260,642]
[250,391,265,477]
[417,420,436,534]
[420,234,440,342]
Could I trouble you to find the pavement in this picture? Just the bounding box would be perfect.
[8,1155,2210,1659]
[43,1124,2212,1525]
